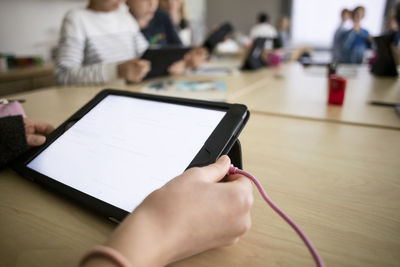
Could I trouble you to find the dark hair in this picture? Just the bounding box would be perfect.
[354,5,365,11]
[352,6,365,19]
[341,8,350,16]
[258,13,269,23]
[179,18,189,30]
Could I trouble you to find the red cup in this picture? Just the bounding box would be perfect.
[328,75,346,106]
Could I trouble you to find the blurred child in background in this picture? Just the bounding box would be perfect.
[249,12,277,40]
[276,16,291,48]
[127,0,207,73]
[337,6,372,64]
[159,0,192,46]
[56,0,150,85]
[332,8,352,62]
[127,0,182,46]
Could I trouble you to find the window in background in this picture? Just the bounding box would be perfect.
[291,0,387,48]
[0,0,85,60]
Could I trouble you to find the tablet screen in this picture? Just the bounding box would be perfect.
[27,95,226,212]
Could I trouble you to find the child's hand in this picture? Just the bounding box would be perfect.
[118,59,151,83]
[101,156,253,267]
[168,60,186,75]
[184,47,209,69]
[24,118,54,147]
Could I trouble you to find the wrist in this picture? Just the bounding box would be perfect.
[183,57,193,69]
[117,63,124,79]
[99,62,120,83]
[105,208,173,267]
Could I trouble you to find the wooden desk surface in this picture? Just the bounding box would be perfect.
[1,63,399,266]
[1,67,271,126]
[229,63,400,130]
[1,112,399,267]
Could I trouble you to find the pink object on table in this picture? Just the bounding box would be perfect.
[328,75,347,106]
[0,101,26,118]
[267,52,283,67]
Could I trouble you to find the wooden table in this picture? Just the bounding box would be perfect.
[1,67,400,267]
[229,63,400,130]
[6,66,272,126]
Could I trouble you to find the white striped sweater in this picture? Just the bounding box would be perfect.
[55,5,148,85]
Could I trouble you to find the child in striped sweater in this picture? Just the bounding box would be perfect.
[56,0,150,85]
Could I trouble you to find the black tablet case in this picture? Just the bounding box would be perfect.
[141,46,192,79]
[13,89,249,222]
[242,37,283,70]
[242,37,267,70]
[371,35,398,77]
[203,22,234,54]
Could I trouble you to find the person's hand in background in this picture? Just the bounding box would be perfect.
[118,59,151,83]
[184,47,209,69]
[168,59,187,75]
[168,47,209,75]
[24,118,54,147]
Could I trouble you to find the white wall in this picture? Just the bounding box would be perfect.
[206,0,282,35]
[291,0,387,47]
[185,0,206,21]
[0,0,207,57]
[0,0,86,60]
[185,0,207,45]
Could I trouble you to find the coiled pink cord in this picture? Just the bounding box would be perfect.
[228,166,325,267]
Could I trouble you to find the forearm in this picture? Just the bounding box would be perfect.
[81,156,253,267]
[82,208,171,267]
[55,62,119,86]
[56,32,119,85]
[109,213,164,266]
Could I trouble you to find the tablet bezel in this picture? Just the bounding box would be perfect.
[13,89,249,222]
[141,46,192,79]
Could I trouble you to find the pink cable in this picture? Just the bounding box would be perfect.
[228,166,325,267]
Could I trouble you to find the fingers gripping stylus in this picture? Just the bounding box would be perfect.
[228,166,325,267]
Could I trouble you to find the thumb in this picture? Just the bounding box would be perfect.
[200,155,231,183]
[138,59,151,68]
[26,134,46,147]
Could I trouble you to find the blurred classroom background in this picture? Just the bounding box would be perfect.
[0,0,398,94]
[1,1,400,266]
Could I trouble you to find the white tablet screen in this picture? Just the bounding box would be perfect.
[27,95,226,212]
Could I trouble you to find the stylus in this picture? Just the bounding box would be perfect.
[0,98,26,104]
[228,165,325,267]
[370,101,400,107]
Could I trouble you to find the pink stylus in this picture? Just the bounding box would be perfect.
[228,166,325,267]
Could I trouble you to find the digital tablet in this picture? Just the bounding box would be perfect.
[242,37,283,70]
[14,90,249,222]
[242,37,267,70]
[141,46,192,79]
[371,35,398,77]
[203,22,234,53]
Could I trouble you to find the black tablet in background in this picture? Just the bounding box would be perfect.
[242,37,284,70]
[371,35,398,77]
[141,46,192,79]
[13,89,249,221]
[242,37,267,70]
[203,22,234,53]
